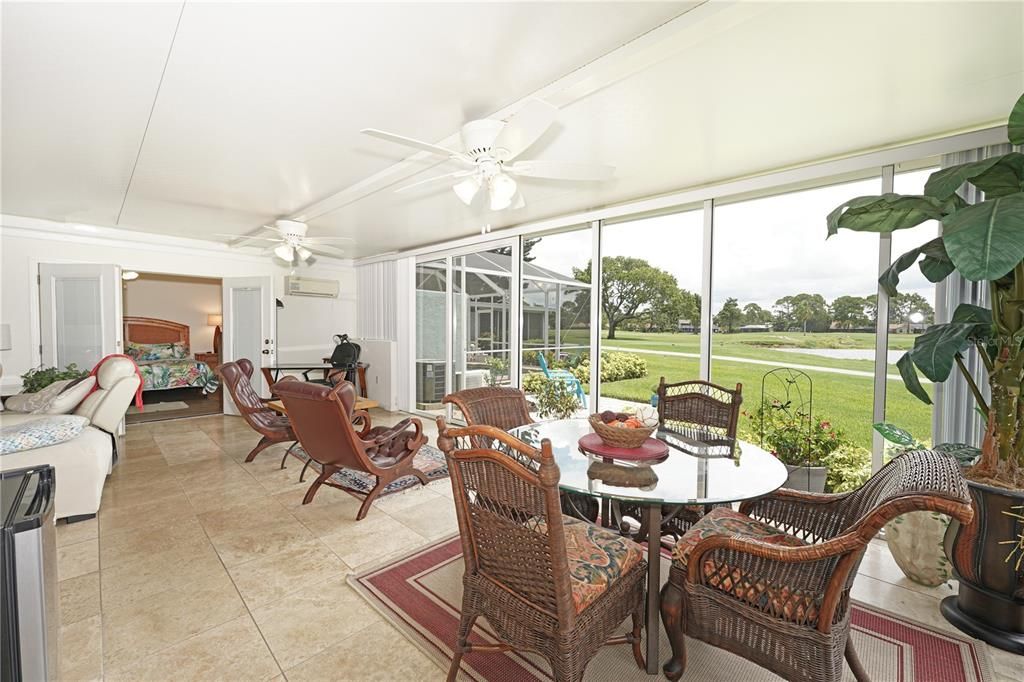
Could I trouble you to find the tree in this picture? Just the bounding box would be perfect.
[741,302,772,326]
[830,295,871,328]
[646,287,701,332]
[776,293,830,332]
[494,237,540,262]
[714,297,744,332]
[866,292,935,328]
[573,257,679,339]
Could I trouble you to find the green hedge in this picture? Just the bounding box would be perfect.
[572,351,647,383]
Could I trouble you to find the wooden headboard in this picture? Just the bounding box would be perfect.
[124,316,190,350]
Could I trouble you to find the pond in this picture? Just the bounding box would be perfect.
[777,348,905,363]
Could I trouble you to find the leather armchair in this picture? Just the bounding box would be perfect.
[218,360,299,467]
[74,356,142,434]
[273,378,428,519]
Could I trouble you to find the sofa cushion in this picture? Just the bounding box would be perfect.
[4,379,73,414]
[0,415,90,455]
[44,376,97,415]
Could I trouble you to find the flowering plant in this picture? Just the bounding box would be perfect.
[747,401,849,466]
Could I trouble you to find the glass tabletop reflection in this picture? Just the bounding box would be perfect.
[508,418,788,506]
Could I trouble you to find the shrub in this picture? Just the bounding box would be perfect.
[746,402,852,466]
[535,379,580,420]
[572,351,647,383]
[823,445,871,493]
[522,372,548,394]
[20,364,89,393]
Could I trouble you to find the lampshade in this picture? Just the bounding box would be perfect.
[0,324,11,351]
[296,246,313,262]
[453,176,482,206]
[207,314,222,327]
[488,174,517,211]
[274,244,294,261]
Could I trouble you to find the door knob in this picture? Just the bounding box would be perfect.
[261,349,270,355]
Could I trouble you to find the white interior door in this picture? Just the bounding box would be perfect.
[38,263,122,370]
[222,276,274,415]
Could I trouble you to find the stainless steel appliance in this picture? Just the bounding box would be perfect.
[1,465,59,682]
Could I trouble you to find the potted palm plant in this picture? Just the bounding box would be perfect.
[826,92,1024,652]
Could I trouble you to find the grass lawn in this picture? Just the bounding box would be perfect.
[561,330,933,450]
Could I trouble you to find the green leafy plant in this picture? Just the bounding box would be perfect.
[829,92,1024,489]
[484,356,509,387]
[20,364,89,393]
[747,402,851,466]
[822,445,872,493]
[572,351,647,383]
[522,372,548,394]
[535,379,580,420]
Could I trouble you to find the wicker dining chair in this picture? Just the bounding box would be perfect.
[443,387,600,523]
[660,449,974,682]
[436,419,647,682]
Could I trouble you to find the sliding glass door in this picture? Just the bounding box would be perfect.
[414,240,519,418]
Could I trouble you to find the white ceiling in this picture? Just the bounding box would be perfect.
[3,1,1023,259]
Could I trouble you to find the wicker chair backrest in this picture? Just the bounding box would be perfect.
[443,387,534,432]
[437,420,575,625]
[658,379,742,437]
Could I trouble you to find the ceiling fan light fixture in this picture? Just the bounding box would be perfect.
[274,244,295,262]
[453,176,481,206]
[488,173,517,211]
[296,246,313,262]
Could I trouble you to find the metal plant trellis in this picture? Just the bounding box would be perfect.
[759,368,814,469]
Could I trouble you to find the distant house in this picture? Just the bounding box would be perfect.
[677,319,697,333]
[738,324,772,333]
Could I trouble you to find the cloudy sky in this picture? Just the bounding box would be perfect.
[527,168,937,312]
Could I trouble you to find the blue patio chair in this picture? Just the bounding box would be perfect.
[536,352,587,408]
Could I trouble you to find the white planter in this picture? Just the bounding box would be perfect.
[886,511,952,587]
[783,464,827,493]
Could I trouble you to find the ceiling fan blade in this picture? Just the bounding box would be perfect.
[507,160,615,181]
[361,129,473,165]
[300,236,355,243]
[217,233,283,243]
[396,170,476,193]
[491,99,558,161]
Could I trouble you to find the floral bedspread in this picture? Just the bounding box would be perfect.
[138,359,218,394]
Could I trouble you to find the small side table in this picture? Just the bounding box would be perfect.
[195,352,221,400]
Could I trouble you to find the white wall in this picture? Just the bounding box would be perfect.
[0,215,356,392]
[124,274,222,353]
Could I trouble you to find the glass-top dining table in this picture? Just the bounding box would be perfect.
[508,418,789,674]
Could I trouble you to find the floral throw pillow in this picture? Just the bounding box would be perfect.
[0,415,89,455]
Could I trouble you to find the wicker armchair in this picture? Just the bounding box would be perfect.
[436,419,647,682]
[660,449,974,682]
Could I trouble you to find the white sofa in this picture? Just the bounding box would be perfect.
[0,357,141,519]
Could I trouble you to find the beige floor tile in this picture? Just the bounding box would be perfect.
[386,496,459,540]
[104,615,280,682]
[208,518,316,567]
[160,445,228,467]
[58,538,99,581]
[99,515,209,569]
[60,571,101,626]
[372,484,444,514]
[100,542,226,612]
[272,481,359,510]
[97,491,196,535]
[185,480,273,514]
[56,517,98,547]
[227,539,349,608]
[288,495,366,536]
[102,568,247,671]
[59,614,103,682]
[318,513,430,570]
[251,576,383,670]
[283,620,444,681]
[100,477,185,510]
[168,456,253,488]
[196,496,289,536]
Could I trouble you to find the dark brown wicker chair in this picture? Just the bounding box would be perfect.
[436,419,647,682]
[660,449,974,682]
[218,360,299,468]
[274,379,429,519]
[443,386,533,432]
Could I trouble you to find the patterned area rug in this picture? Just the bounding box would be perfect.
[349,537,995,682]
[292,444,449,496]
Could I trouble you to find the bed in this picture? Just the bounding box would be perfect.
[123,316,219,393]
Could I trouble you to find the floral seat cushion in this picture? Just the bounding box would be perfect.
[561,516,645,613]
[672,507,821,625]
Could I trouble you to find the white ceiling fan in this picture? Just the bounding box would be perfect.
[361,99,614,212]
[217,220,352,264]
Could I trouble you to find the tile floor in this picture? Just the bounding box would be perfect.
[55,412,1022,681]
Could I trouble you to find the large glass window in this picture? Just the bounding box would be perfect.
[885,167,940,445]
[520,228,593,413]
[598,209,704,411]
[415,259,447,413]
[453,249,513,393]
[710,177,882,456]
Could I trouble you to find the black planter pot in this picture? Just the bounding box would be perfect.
[942,479,1024,654]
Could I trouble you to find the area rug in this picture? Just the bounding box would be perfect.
[349,537,995,682]
[126,400,189,414]
[293,444,449,497]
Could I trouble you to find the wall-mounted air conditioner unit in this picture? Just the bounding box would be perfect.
[285,276,339,298]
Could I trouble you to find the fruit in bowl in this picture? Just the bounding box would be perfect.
[589,406,658,448]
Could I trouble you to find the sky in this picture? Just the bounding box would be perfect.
[526,169,938,312]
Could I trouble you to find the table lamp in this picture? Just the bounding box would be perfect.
[208,314,222,354]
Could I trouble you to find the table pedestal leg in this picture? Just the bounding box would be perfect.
[645,504,661,674]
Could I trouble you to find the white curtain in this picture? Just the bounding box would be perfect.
[356,260,398,340]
